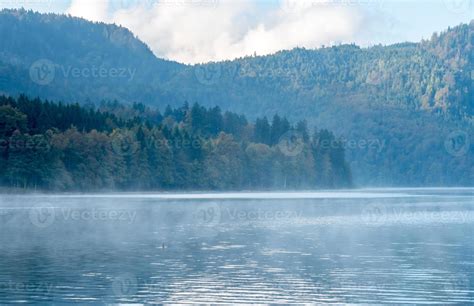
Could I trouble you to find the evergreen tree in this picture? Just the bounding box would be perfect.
[0,95,352,190]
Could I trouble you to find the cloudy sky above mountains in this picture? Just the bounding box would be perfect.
[1,0,472,63]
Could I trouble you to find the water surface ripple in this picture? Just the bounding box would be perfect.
[0,188,472,303]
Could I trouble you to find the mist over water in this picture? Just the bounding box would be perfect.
[0,188,473,303]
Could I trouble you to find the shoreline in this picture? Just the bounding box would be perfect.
[1,187,473,199]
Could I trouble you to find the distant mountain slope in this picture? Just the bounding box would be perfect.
[0,9,472,186]
[171,23,472,120]
[0,9,182,104]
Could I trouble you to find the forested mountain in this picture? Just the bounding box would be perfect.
[0,9,472,186]
[0,9,181,104]
[170,24,472,121]
[0,95,351,190]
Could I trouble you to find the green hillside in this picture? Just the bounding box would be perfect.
[0,9,472,186]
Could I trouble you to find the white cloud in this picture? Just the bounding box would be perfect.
[0,0,63,13]
[65,0,368,64]
[237,2,362,57]
[66,0,110,22]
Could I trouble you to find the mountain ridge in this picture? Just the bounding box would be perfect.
[0,9,472,186]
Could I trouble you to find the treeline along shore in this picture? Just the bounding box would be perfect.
[0,95,352,191]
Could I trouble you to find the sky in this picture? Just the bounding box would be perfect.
[0,0,472,63]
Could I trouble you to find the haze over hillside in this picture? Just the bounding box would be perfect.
[0,9,472,186]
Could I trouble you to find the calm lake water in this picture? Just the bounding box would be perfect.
[0,188,473,303]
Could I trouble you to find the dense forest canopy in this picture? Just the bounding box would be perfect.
[1,9,470,119]
[0,95,351,191]
[0,9,471,186]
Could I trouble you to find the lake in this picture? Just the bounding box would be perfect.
[0,188,473,303]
